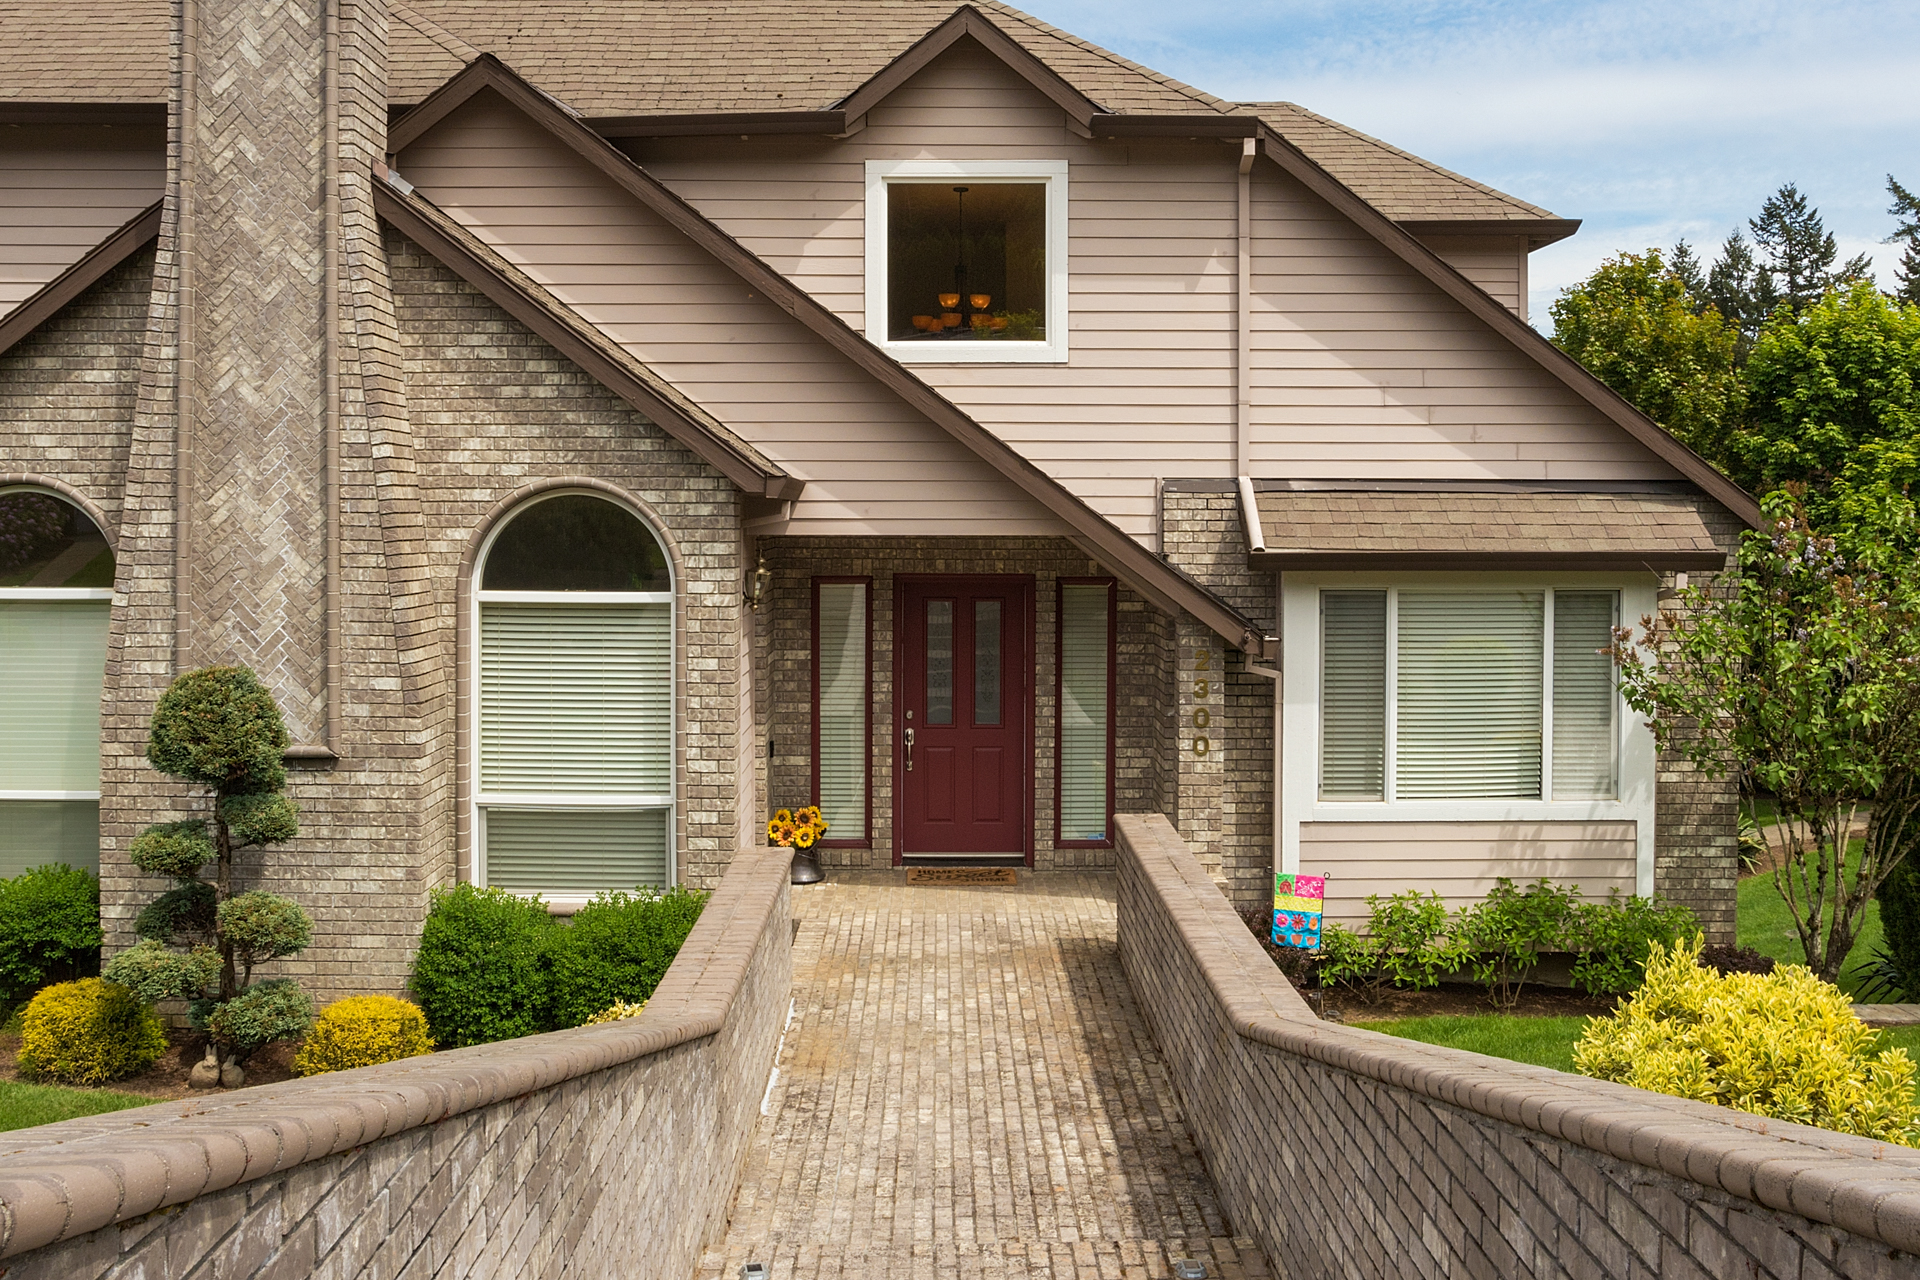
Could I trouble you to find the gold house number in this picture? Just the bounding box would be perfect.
[1192,647,1212,756]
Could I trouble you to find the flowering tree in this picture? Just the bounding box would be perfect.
[1613,490,1920,982]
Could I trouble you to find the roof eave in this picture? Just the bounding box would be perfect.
[1248,549,1732,573]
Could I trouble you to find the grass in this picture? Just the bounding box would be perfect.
[0,1079,156,1133]
[1355,1017,1920,1092]
[1738,841,1892,1000]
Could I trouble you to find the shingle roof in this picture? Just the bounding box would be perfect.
[1248,488,1729,570]
[0,0,1566,225]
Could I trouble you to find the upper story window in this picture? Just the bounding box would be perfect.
[0,487,116,875]
[865,160,1069,364]
[475,492,675,900]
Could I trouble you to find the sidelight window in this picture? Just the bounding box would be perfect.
[476,493,674,894]
[1057,579,1114,846]
[812,578,870,845]
[1319,588,1619,803]
[0,488,113,875]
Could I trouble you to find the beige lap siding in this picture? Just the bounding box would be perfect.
[1300,820,1637,928]
[0,127,163,319]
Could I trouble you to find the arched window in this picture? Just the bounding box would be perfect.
[0,487,115,875]
[475,492,674,896]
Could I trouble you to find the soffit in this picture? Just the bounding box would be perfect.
[1249,489,1731,572]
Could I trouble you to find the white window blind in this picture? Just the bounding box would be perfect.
[0,801,99,877]
[1396,592,1544,800]
[1320,592,1387,800]
[483,808,667,892]
[1059,583,1111,841]
[816,582,867,839]
[0,600,108,792]
[480,603,670,795]
[1552,591,1620,799]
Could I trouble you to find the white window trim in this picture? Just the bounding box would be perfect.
[1278,570,1658,896]
[0,485,112,815]
[469,490,677,907]
[863,159,1069,364]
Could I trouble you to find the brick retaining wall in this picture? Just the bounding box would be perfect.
[0,847,793,1278]
[1115,813,1920,1278]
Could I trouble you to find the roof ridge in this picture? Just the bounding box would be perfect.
[975,0,1228,113]
[1243,100,1555,220]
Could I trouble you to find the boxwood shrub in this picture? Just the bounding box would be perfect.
[0,864,103,1016]
[409,883,709,1048]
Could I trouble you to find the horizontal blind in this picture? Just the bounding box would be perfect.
[480,603,670,794]
[816,582,867,838]
[1059,583,1111,841]
[1397,592,1543,799]
[483,807,668,892]
[0,600,108,792]
[0,800,99,877]
[1552,591,1619,799]
[1320,591,1386,800]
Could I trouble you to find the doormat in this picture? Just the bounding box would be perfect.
[905,867,1017,885]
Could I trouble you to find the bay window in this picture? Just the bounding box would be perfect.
[1319,588,1619,803]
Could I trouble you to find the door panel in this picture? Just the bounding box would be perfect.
[897,575,1032,860]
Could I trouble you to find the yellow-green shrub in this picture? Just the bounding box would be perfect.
[584,998,647,1025]
[292,995,435,1077]
[1575,936,1920,1145]
[16,978,167,1084]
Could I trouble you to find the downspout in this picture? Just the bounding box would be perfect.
[1235,136,1254,479]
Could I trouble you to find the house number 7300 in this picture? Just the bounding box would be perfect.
[1191,647,1212,756]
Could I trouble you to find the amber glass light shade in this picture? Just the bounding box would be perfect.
[937,292,960,309]
[940,311,962,327]
[970,293,991,310]
[970,314,991,329]
[911,315,934,330]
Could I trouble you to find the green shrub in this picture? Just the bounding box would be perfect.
[1576,936,1920,1145]
[128,821,214,878]
[205,978,313,1058]
[135,881,217,946]
[216,892,313,981]
[0,864,103,1012]
[102,940,221,1005]
[547,887,709,1028]
[1875,841,1920,1000]
[16,978,167,1084]
[1456,878,1583,1007]
[1566,891,1699,997]
[409,884,559,1047]
[293,995,435,1076]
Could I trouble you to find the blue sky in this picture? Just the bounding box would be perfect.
[1016,0,1919,324]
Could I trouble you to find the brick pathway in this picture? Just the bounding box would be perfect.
[696,871,1268,1280]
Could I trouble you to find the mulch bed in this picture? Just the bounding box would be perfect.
[0,1026,301,1101]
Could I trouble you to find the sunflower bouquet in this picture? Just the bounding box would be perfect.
[767,806,830,851]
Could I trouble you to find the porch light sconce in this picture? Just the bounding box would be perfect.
[746,555,773,611]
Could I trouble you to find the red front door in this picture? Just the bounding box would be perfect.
[896,575,1033,862]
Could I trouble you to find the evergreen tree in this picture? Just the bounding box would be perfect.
[1706,230,1767,349]
[1748,182,1873,314]
[1888,174,1920,307]
[1670,239,1709,305]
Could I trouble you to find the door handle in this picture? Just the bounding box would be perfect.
[904,726,915,772]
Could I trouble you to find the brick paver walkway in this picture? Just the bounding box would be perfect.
[696,871,1268,1280]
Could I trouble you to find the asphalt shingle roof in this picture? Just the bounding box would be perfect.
[0,0,1566,224]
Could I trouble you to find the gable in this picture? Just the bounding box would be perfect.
[396,86,1078,539]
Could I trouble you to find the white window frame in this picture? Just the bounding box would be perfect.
[863,159,1070,364]
[1278,571,1658,895]
[0,485,111,817]
[469,491,676,911]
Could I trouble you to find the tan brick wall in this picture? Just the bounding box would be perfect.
[1116,814,1920,1279]
[0,850,794,1279]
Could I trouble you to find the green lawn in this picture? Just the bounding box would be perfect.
[1738,846,1893,1000]
[0,1080,157,1133]
[1355,1017,1920,1086]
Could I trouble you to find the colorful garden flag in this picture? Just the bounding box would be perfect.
[1272,873,1325,949]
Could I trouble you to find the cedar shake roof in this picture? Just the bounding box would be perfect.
[1248,489,1731,572]
[0,0,1567,226]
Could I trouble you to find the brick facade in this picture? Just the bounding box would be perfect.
[1117,814,1920,1279]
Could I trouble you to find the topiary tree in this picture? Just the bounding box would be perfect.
[103,665,314,1086]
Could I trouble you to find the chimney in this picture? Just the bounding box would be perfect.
[168,0,390,749]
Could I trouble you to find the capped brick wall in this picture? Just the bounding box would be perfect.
[1116,813,1920,1279]
[0,848,793,1279]
[755,537,1170,869]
